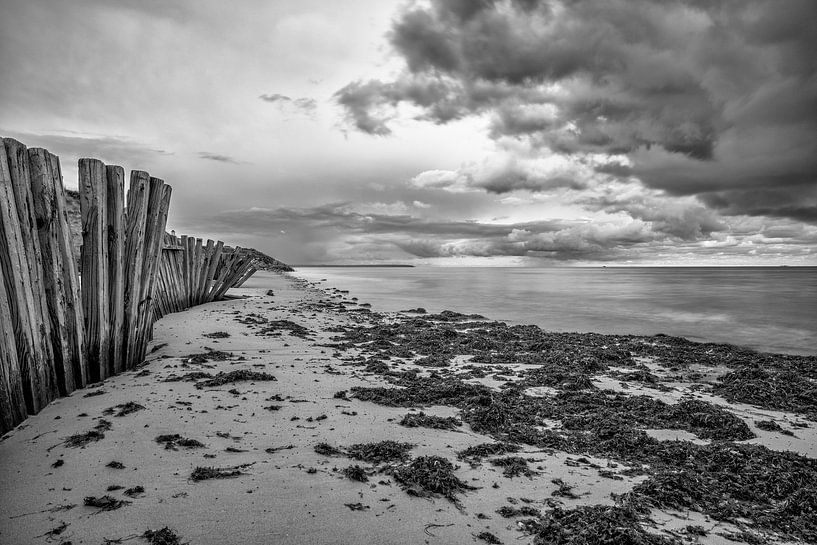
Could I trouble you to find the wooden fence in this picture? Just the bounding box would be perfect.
[0,138,258,434]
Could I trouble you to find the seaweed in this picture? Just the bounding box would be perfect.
[714,366,817,419]
[392,455,477,503]
[143,527,186,545]
[457,442,520,463]
[190,465,248,481]
[106,461,125,469]
[491,456,537,478]
[163,371,212,383]
[83,389,106,397]
[195,370,276,389]
[124,485,145,497]
[342,465,369,482]
[181,350,234,364]
[476,531,502,544]
[755,419,794,435]
[314,442,342,456]
[103,401,145,417]
[497,505,540,518]
[64,429,105,448]
[202,331,230,339]
[399,411,461,430]
[346,440,414,463]
[528,505,681,544]
[84,495,130,512]
[155,434,205,450]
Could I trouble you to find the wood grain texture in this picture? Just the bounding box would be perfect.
[78,158,110,382]
[0,252,26,434]
[105,165,125,375]
[3,138,57,410]
[29,148,77,394]
[123,171,149,369]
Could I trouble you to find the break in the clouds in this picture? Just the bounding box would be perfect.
[336,0,817,230]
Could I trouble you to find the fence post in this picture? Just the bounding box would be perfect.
[29,148,85,394]
[123,171,150,369]
[106,166,125,375]
[0,263,26,434]
[133,179,171,364]
[78,158,110,382]
[2,138,58,411]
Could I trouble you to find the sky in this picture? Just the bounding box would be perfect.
[1,0,816,266]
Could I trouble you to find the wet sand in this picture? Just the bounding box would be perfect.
[0,272,813,545]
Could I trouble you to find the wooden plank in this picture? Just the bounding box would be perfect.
[28,148,76,394]
[197,239,214,303]
[105,166,125,375]
[78,158,110,382]
[185,236,196,307]
[192,238,203,305]
[122,171,150,369]
[3,138,57,410]
[234,265,257,288]
[47,152,87,388]
[0,257,26,434]
[181,235,191,308]
[132,179,171,364]
[203,241,223,303]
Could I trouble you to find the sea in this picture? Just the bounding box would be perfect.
[244,267,817,356]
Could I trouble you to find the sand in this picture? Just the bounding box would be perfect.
[0,272,813,545]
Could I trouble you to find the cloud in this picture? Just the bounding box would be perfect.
[193,199,815,264]
[197,151,241,164]
[259,93,317,113]
[336,0,817,223]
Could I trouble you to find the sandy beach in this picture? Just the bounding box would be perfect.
[1,271,815,545]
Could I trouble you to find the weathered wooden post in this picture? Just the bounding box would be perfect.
[123,171,150,368]
[29,148,87,393]
[132,178,171,364]
[79,158,110,382]
[0,263,26,434]
[2,138,58,411]
[105,166,125,375]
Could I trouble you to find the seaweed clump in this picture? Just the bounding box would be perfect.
[190,465,247,482]
[155,434,205,450]
[103,401,145,417]
[342,465,369,482]
[491,456,537,478]
[399,411,461,430]
[392,455,477,503]
[347,440,414,463]
[143,527,186,545]
[714,367,817,419]
[195,370,276,389]
[530,505,680,545]
[314,442,342,456]
[63,419,112,448]
[84,495,130,512]
[458,442,520,463]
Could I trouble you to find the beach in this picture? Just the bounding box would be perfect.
[1,272,815,545]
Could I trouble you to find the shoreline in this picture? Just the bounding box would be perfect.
[1,272,815,545]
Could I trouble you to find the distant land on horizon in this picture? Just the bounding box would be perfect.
[293,264,415,268]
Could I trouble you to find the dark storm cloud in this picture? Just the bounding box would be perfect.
[197,152,241,164]
[337,0,817,223]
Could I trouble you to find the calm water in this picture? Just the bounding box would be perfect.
[246,267,817,356]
